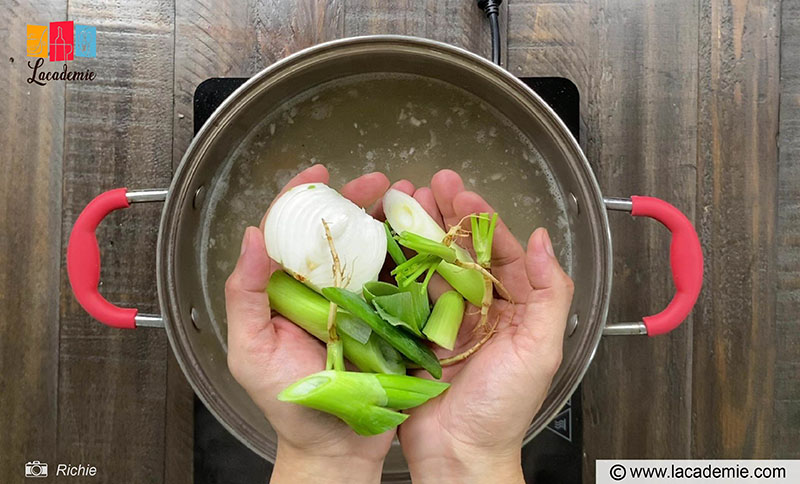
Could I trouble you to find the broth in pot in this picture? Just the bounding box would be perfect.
[198,73,574,348]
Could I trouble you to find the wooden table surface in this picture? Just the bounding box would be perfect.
[1,1,797,483]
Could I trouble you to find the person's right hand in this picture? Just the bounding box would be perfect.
[395,169,575,483]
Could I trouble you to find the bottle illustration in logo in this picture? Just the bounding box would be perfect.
[49,21,74,61]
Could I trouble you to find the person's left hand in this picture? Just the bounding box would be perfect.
[225,164,394,484]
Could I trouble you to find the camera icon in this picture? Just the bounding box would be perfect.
[25,461,48,478]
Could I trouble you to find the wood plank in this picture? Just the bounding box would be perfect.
[173,2,349,480]
[173,0,346,165]
[776,0,800,458]
[506,2,593,115]
[0,1,66,480]
[692,0,781,458]
[57,1,174,482]
[343,0,505,67]
[509,2,698,480]
[164,353,195,484]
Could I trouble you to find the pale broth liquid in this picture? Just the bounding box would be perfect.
[198,73,573,347]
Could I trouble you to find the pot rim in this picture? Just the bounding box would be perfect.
[157,34,613,461]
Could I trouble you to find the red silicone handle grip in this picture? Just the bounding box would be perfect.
[630,196,703,336]
[67,188,138,329]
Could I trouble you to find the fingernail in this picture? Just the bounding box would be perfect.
[240,228,250,256]
[542,228,555,257]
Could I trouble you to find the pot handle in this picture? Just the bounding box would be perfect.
[603,196,703,336]
[67,188,168,329]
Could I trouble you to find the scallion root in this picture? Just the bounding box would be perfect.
[440,314,500,366]
[322,219,345,371]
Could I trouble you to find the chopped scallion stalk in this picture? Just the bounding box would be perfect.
[471,213,498,267]
[278,370,450,434]
[422,291,466,350]
[396,231,457,263]
[267,271,405,374]
[436,261,485,307]
[278,370,404,436]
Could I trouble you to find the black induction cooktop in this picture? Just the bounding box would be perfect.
[192,76,582,484]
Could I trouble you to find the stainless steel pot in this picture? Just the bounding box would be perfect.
[67,36,702,481]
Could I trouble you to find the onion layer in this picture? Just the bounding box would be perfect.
[264,183,386,292]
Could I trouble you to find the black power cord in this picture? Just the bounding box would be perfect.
[477,0,503,65]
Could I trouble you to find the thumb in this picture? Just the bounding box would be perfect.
[514,228,574,367]
[225,226,275,346]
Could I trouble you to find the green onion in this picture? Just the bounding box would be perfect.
[278,370,406,435]
[267,271,405,374]
[436,261,485,307]
[364,281,430,331]
[278,370,450,434]
[325,339,344,371]
[385,222,407,265]
[382,188,485,305]
[422,291,465,350]
[349,333,407,375]
[375,373,450,409]
[396,231,457,263]
[372,292,423,336]
[471,213,498,267]
[392,253,440,287]
[362,281,400,304]
[421,264,437,290]
[322,287,443,379]
[406,282,431,327]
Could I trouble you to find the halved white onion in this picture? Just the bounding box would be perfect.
[264,183,386,292]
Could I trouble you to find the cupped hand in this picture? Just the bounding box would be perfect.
[396,170,575,483]
[225,165,394,483]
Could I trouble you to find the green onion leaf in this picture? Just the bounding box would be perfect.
[372,292,423,337]
[385,222,407,265]
[364,281,430,331]
[393,253,440,287]
[322,287,443,379]
[375,373,450,394]
[363,281,401,305]
[336,313,372,345]
[406,282,431,328]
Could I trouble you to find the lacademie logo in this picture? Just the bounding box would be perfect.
[26,21,97,86]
